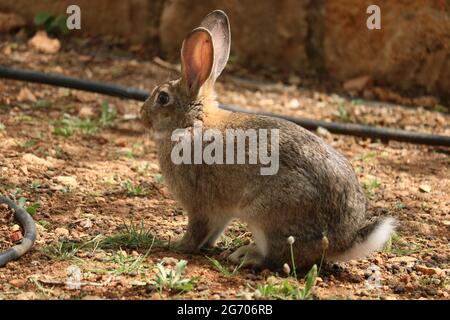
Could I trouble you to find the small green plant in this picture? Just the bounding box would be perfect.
[42,241,81,261]
[18,139,37,150]
[356,151,377,162]
[136,163,150,175]
[93,250,150,276]
[34,11,69,35]
[253,265,317,300]
[123,180,147,197]
[364,178,380,199]
[337,103,350,122]
[394,201,406,209]
[100,222,164,250]
[34,100,51,108]
[150,259,198,294]
[30,180,42,191]
[207,257,244,277]
[153,174,164,185]
[251,236,318,300]
[53,114,99,137]
[17,197,41,216]
[0,122,5,131]
[99,102,116,127]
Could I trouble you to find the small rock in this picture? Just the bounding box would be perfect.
[55,176,78,188]
[11,224,21,232]
[55,227,70,237]
[28,30,61,54]
[16,292,37,300]
[82,295,103,300]
[287,98,300,109]
[20,165,28,175]
[9,278,27,287]
[78,106,95,119]
[316,126,330,137]
[419,185,431,193]
[413,96,439,108]
[163,257,178,266]
[388,256,417,264]
[415,265,442,276]
[10,230,23,242]
[343,75,372,93]
[17,88,37,102]
[0,12,26,33]
[22,153,52,168]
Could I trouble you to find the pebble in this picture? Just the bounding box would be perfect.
[415,265,442,276]
[55,227,70,237]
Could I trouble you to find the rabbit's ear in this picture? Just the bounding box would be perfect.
[181,27,214,96]
[199,10,231,83]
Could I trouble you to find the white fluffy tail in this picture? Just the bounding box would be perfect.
[332,217,396,262]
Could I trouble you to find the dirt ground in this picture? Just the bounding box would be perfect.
[0,35,449,300]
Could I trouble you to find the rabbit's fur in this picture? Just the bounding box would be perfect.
[140,10,395,269]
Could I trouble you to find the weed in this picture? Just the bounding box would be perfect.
[53,114,99,137]
[99,102,116,127]
[337,103,350,122]
[16,197,41,216]
[394,201,406,209]
[150,259,198,294]
[123,180,147,197]
[34,11,69,35]
[207,257,244,277]
[42,241,81,261]
[93,250,150,276]
[253,265,317,300]
[99,222,165,250]
[153,174,164,185]
[30,180,42,190]
[364,178,380,199]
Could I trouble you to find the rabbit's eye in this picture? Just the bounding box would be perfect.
[157,91,170,106]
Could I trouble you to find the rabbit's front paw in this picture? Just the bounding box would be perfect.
[228,244,264,268]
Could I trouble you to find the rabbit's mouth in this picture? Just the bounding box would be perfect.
[140,107,153,130]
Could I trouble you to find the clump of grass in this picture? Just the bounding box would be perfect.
[99,222,166,250]
[53,114,99,137]
[42,241,82,261]
[337,103,350,122]
[123,180,147,197]
[383,233,424,255]
[93,250,150,276]
[207,257,244,277]
[53,103,117,138]
[250,236,319,300]
[364,178,380,199]
[99,101,116,127]
[150,259,198,294]
[16,197,41,216]
[34,11,69,35]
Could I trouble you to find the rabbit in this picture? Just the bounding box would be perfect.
[140,10,396,270]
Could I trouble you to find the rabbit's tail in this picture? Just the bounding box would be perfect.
[331,216,396,262]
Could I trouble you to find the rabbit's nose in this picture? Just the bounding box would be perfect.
[140,105,152,128]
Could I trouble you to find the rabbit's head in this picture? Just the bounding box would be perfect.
[140,10,231,136]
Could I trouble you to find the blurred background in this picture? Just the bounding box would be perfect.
[0,0,449,107]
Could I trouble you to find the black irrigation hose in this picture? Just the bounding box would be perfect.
[0,197,37,267]
[1,65,449,147]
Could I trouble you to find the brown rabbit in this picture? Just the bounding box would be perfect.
[140,10,395,269]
